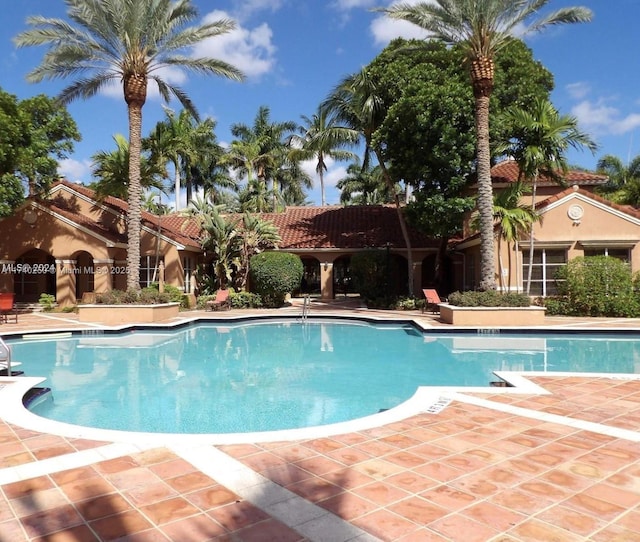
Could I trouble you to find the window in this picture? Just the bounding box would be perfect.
[183,256,193,293]
[583,248,630,262]
[140,256,163,288]
[522,249,566,296]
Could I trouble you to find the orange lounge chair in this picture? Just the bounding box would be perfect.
[422,289,443,314]
[0,293,18,323]
[205,289,230,311]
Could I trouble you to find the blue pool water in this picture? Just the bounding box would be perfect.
[7,320,640,434]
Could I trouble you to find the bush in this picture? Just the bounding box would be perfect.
[229,290,262,309]
[96,288,170,305]
[545,256,640,317]
[38,293,56,312]
[350,250,396,302]
[249,252,303,308]
[448,290,531,307]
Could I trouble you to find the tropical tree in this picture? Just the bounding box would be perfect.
[227,106,300,211]
[595,154,640,206]
[91,134,165,200]
[491,181,540,292]
[237,213,281,289]
[0,89,80,215]
[146,108,229,209]
[500,98,597,294]
[336,162,395,205]
[379,0,592,290]
[15,0,244,289]
[324,68,415,295]
[289,106,357,205]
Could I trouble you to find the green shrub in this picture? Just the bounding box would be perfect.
[96,288,170,305]
[38,293,56,312]
[547,256,640,317]
[229,290,262,309]
[350,250,395,302]
[159,283,189,308]
[448,290,531,307]
[249,252,303,308]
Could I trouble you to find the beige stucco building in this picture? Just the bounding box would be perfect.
[1,162,635,306]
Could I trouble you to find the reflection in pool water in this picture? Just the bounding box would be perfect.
[8,321,640,434]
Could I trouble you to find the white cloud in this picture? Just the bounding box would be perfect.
[58,158,92,183]
[566,82,590,100]
[370,14,428,46]
[195,11,277,79]
[331,0,377,10]
[232,0,285,20]
[571,99,640,136]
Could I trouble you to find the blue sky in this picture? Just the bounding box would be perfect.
[1,0,637,207]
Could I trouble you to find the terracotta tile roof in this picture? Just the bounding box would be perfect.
[49,180,201,248]
[259,205,439,250]
[491,160,608,186]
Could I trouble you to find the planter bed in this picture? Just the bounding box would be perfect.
[78,303,180,325]
[439,303,546,326]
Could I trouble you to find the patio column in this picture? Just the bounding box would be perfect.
[93,259,114,293]
[321,261,334,300]
[55,259,76,306]
[0,260,15,292]
[411,260,422,298]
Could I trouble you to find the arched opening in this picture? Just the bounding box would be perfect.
[14,249,56,303]
[389,253,409,296]
[333,255,354,298]
[299,257,321,295]
[74,251,95,300]
[422,254,437,289]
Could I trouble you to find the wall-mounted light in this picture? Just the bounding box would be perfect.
[323,262,328,271]
[23,210,37,226]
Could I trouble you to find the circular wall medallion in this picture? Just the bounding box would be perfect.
[567,204,584,221]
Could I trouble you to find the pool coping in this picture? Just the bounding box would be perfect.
[2,314,640,445]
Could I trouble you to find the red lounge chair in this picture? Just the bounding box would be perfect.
[422,289,443,314]
[0,293,18,323]
[205,289,230,311]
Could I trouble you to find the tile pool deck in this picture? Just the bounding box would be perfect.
[1,301,640,541]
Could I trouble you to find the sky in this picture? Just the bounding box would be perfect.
[1,0,638,208]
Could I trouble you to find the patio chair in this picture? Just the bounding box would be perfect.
[205,289,231,311]
[0,292,18,323]
[421,289,443,314]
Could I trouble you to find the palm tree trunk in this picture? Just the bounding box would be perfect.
[376,151,414,297]
[174,164,181,211]
[126,102,143,290]
[319,167,326,206]
[525,173,539,295]
[475,93,496,291]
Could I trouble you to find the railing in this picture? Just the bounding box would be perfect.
[301,295,310,321]
[0,337,11,376]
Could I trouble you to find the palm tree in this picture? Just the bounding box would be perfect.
[15,0,244,289]
[492,181,540,292]
[337,162,395,205]
[289,106,357,205]
[237,213,281,289]
[91,134,165,200]
[324,68,415,296]
[379,0,592,290]
[228,106,300,211]
[501,98,597,294]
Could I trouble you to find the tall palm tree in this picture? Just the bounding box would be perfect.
[15,0,244,289]
[229,106,300,211]
[379,0,592,290]
[324,68,415,296]
[337,162,395,205]
[290,106,357,206]
[91,134,165,200]
[501,98,597,294]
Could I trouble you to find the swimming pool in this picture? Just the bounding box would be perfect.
[7,319,640,434]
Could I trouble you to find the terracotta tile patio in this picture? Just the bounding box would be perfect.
[2,304,640,541]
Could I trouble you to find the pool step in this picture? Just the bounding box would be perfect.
[22,387,52,408]
[0,369,24,377]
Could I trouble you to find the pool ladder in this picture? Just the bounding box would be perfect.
[301,295,310,321]
[0,337,12,376]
